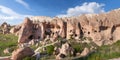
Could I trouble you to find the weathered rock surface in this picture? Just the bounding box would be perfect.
[10,25,21,36]
[54,42,74,59]
[3,48,11,54]
[17,17,41,44]
[80,47,90,57]
[1,22,10,34]
[10,8,120,46]
[11,47,34,60]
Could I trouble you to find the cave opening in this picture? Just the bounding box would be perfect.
[28,35,34,40]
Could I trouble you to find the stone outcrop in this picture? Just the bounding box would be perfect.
[80,47,90,57]
[11,47,34,60]
[1,22,10,34]
[17,17,41,44]
[3,48,11,54]
[10,25,21,36]
[54,43,74,59]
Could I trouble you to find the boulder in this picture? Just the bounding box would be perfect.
[56,53,66,59]
[1,22,10,34]
[80,47,90,57]
[54,42,74,59]
[11,47,34,60]
[10,25,21,36]
[3,48,11,54]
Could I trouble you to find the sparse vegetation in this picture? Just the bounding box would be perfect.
[46,45,54,55]
[0,32,120,60]
[75,40,120,60]
[0,33,18,56]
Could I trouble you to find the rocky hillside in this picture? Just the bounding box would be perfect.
[1,8,120,60]
[11,8,120,46]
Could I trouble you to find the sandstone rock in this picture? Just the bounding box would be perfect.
[66,19,76,39]
[18,17,41,44]
[10,25,21,36]
[80,47,90,57]
[56,53,66,59]
[13,8,120,47]
[60,42,74,56]
[1,22,10,34]
[53,47,60,55]
[28,39,35,45]
[11,47,34,60]
[3,48,11,54]
[54,42,74,59]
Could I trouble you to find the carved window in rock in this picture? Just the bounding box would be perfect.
[28,35,34,40]
[70,30,72,32]
[75,34,77,37]
[94,30,97,32]
[81,27,84,29]
[56,25,60,29]
[45,29,52,35]
[99,26,108,30]
[50,24,55,28]
[88,32,90,34]
[38,36,41,39]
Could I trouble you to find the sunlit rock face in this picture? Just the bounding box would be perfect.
[11,8,120,46]
[18,17,41,44]
[11,47,34,60]
[29,16,52,23]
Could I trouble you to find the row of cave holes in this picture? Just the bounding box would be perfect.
[84,30,97,35]
[81,26,109,35]
[81,27,97,35]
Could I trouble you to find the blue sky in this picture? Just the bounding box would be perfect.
[0,0,120,25]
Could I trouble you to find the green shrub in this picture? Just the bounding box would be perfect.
[46,45,54,55]
[72,43,83,53]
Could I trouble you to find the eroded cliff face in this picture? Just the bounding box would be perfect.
[11,9,120,46]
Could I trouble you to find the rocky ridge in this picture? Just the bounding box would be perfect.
[11,8,120,46]
[1,8,120,60]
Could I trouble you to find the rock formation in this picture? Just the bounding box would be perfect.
[2,8,120,60]
[10,8,120,46]
[80,47,90,57]
[17,18,41,44]
[54,42,74,59]
[11,47,34,60]
[1,22,10,34]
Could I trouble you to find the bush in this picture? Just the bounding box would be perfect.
[72,43,84,53]
[46,45,54,55]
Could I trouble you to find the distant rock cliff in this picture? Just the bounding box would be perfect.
[11,8,120,46]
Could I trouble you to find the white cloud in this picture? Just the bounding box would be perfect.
[57,2,105,17]
[15,0,30,9]
[0,5,32,25]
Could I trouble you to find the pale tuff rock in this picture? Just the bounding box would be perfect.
[80,47,90,57]
[1,22,10,34]
[10,25,21,36]
[18,17,41,44]
[11,47,34,60]
[55,43,74,59]
[29,16,52,23]
[9,8,120,46]
[3,48,11,54]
